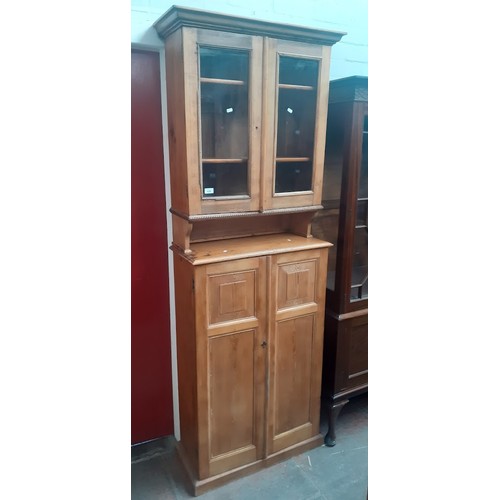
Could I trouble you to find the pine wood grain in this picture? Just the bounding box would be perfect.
[184,233,331,266]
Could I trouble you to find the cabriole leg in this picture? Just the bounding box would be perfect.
[324,398,349,447]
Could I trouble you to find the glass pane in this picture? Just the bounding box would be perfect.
[351,113,368,302]
[199,47,250,199]
[202,162,248,197]
[356,199,368,227]
[358,114,368,199]
[276,88,317,159]
[279,56,319,86]
[200,47,248,81]
[201,83,248,159]
[274,56,319,193]
[350,227,368,301]
[275,161,313,193]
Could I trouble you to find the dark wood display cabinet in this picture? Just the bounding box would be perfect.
[312,76,368,446]
[154,6,345,495]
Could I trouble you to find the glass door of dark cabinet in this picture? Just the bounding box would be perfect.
[350,114,368,302]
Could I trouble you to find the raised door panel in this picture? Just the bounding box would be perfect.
[207,328,265,476]
[261,39,331,211]
[195,257,266,478]
[181,27,263,216]
[333,314,368,395]
[277,259,316,310]
[274,315,315,440]
[267,249,328,454]
[208,270,256,326]
[346,315,368,390]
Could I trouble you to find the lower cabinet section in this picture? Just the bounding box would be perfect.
[322,302,368,447]
[335,314,368,393]
[173,237,330,495]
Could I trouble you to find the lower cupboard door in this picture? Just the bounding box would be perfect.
[206,328,266,476]
[268,314,321,454]
[267,248,327,455]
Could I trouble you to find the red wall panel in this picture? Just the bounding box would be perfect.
[131,49,173,444]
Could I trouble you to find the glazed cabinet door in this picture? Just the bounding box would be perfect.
[350,106,368,304]
[195,257,267,478]
[262,39,331,211]
[267,248,328,454]
[181,28,263,216]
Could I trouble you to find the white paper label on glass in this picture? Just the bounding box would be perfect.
[204,187,214,194]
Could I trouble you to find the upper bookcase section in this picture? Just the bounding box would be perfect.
[154,6,346,220]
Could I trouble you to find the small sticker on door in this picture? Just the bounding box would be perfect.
[204,187,214,195]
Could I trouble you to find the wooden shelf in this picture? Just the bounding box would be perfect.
[275,157,311,163]
[202,158,247,163]
[278,84,315,91]
[200,77,245,85]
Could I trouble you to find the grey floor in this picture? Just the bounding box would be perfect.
[131,394,368,500]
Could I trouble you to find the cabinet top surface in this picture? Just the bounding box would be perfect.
[178,233,332,265]
[329,75,368,104]
[153,5,346,45]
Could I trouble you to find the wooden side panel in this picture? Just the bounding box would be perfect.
[267,248,328,454]
[181,28,203,214]
[321,290,337,399]
[312,45,331,206]
[172,252,198,473]
[165,30,189,215]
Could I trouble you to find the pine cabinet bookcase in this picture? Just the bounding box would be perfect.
[154,6,345,495]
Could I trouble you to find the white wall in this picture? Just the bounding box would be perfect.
[131,0,368,79]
